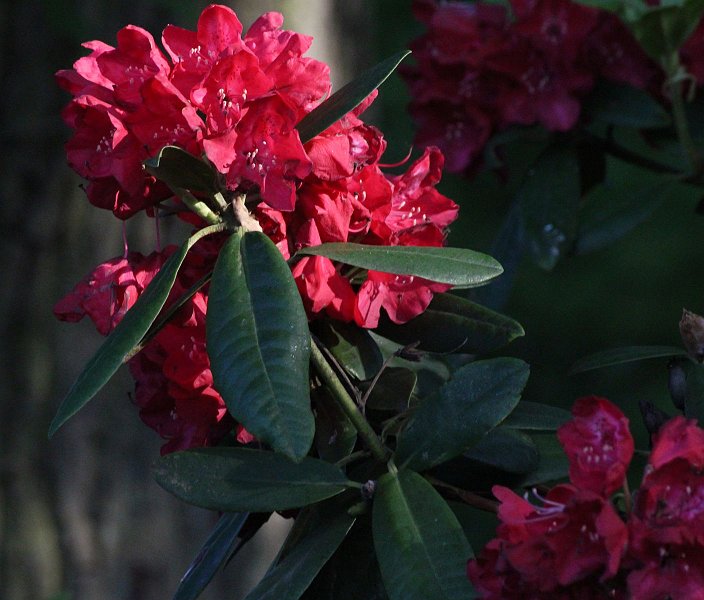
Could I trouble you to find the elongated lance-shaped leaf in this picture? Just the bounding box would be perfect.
[173,511,248,600]
[502,401,571,431]
[373,470,475,600]
[207,230,313,461]
[49,224,226,437]
[244,505,355,600]
[154,447,353,512]
[395,358,530,472]
[296,50,411,143]
[296,243,503,288]
[375,292,524,354]
[569,345,688,374]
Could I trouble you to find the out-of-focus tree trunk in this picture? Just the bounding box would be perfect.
[0,1,368,598]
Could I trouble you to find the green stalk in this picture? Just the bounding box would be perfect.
[310,339,390,463]
[665,53,702,177]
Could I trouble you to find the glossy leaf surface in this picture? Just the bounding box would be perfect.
[244,504,355,600]
[173,512,248,600]
[296,243,503,288]
[154,448,351,512]
[375,292,524,354]
[373,470,475,600]
[207,230,313,461]
[395,358,530,471]
[569,345,687,374]
[296,51,411,143]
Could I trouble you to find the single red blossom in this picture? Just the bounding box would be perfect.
[467,538,627,600]
[305,91,386,181]
[626,552,704,600]
[211,96,311,211]
[386,146,459,231]
[409,101,493,173]
[190,50,272,134]
[96,25,171,109]
[126,76,203,158]
[489,42,594,131]
[162,4,246,96]
[54,250,168,336]
[83,174,169,219]
[630,458,704,550]
[511,0,599,63]
[557,396,634,497]
[580,13,661,91]
[648,415,704,470]
[243,12,331,117]
[489,484,628,590]
[55,40,115,101]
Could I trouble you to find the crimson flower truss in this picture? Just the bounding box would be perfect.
[50,2,704,599]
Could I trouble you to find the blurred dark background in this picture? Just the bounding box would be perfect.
[2,1,704,598]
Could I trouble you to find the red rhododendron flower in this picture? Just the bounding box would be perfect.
[648,415,704,469]
[557,395,634,497]
[627,456,704,599]
[54,250,167,335]
[403,0,666,173]
[56,5,461,455]
[467,484,628,596]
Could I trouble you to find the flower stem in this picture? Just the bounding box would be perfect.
[665,54,703,178]
[310,339,390,463]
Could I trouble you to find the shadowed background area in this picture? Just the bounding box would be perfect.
[3,0,704,599]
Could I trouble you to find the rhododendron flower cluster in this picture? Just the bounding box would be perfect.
[54,5,458,452]
[468,396,704,599]
[401,0,704,173]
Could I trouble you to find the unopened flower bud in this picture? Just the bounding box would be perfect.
[667,358,688,411]
[361,479,377,501]
[638,399,670,441]
[395,341,423,362]
[680,309,704,362]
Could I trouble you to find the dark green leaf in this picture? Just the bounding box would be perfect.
[364,368,417,412]
[668,358,704,421]
[314,321,383,381]
[296,243,503,288]
[519,145,581,270]
[448,502,499,554]
[569,345,687,374]
[464,428,539,474]
[515,433,570,487]
[472,203,526,311]
[314,387,358,463]
[173,512,248,600]
[296,51,411,143]
[583,81,670,129]
[630,0,704,60]
[49,226,222,437]
[575,176,678,255]
[375,292,524,354]
[395,358,530,471]
[302,517,388,600]
[244,505,355,600]
[572,0,621,9]
[373,470,475,600]
[207,230,313,461]
[502,402,571,431]
[154,448,352,512]
[145,145,220,196]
